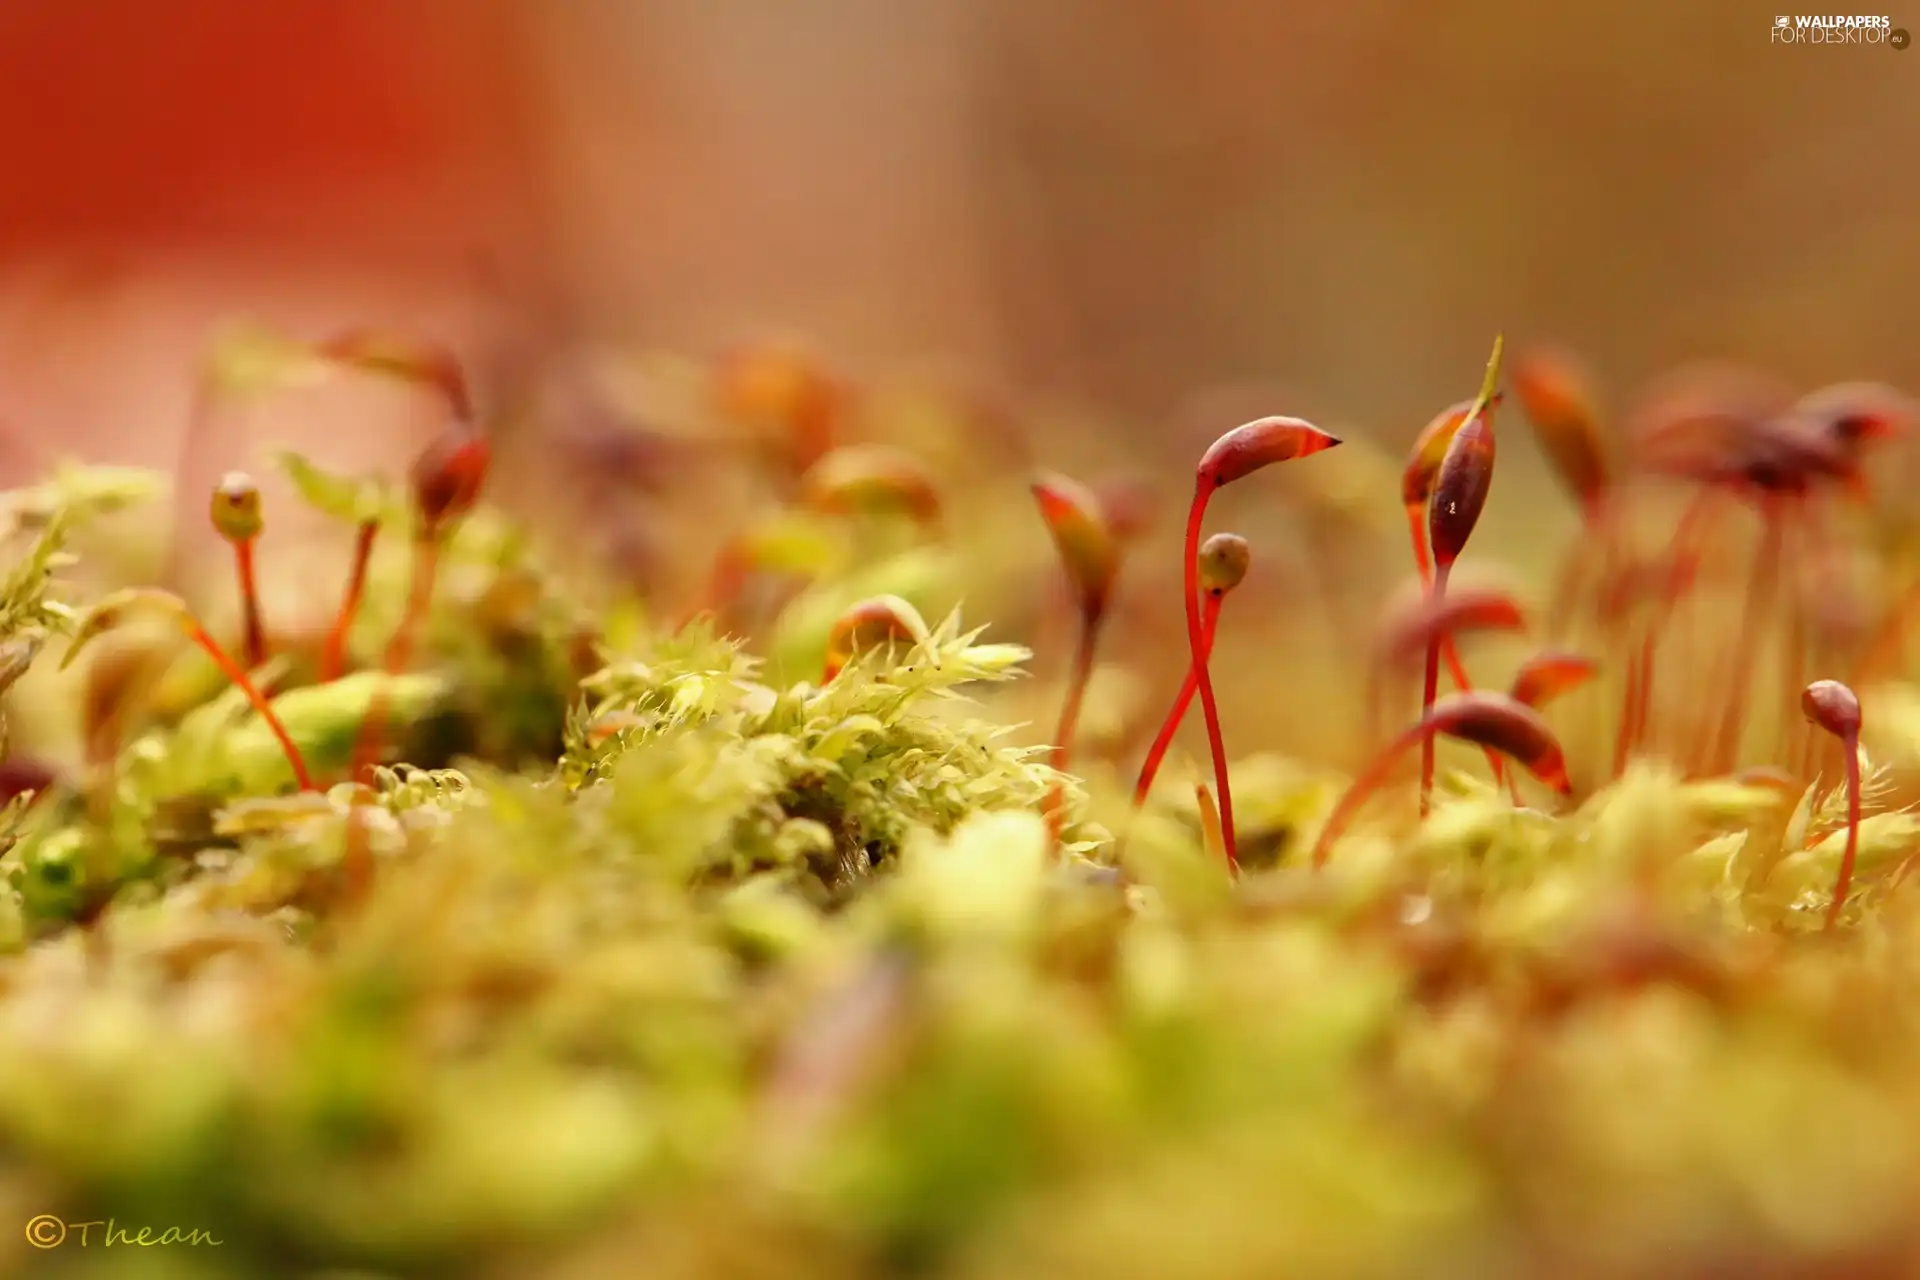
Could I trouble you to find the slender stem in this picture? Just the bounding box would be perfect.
[1828,729,1861,931]
[1312,717,1433,869]
[1112,591,1222,866]
[1781,512,1809,776]
[1051,608,1104,777]
[1186,484,1237,871]
[1709,502,1781,774]
[1407,505,1499,782]
[1419,563,1450,816]
[348,533,440,783]
[1614,627,1643,779]
[385,534,440,679]
[1546,493,1614,642]
[1132,592,1223,808]
[184,624,316,792]
[1406,503,1433,582]
[1043,607,1105,842]
[321,519,379,682]
[1631,489,1717,771]
[234,538,267,670]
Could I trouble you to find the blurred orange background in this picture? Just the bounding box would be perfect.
[4,0,1915,450]
[0,0,1915,767]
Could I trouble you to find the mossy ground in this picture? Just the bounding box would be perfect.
[4,354,1920,1280]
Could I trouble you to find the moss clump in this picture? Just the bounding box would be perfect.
[3,345,1920,1280]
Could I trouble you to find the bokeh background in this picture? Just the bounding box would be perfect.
[1,0,1915,768]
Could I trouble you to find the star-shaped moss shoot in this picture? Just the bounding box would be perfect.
[821,595,935,683]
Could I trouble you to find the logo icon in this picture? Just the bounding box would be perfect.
[1894,25,1911,47]
[1776,14,1791,25]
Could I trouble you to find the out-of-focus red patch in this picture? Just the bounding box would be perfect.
[0,0,538,252]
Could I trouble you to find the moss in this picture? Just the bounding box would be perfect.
[2,376,1920,1280]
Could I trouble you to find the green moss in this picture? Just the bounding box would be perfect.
[3,433,1920,1280]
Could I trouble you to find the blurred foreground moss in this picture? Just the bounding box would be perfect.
[9,427,1920,1280]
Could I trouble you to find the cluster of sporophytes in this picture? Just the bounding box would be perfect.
[9,330,1920,1279]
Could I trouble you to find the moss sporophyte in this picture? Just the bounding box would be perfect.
[4,326,1920,1277]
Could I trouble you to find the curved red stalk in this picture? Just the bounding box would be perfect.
[1132,591,1225,808]
[1183,480,1235,870]
[184,622,316,792]
[321,518,379,682]
[1181,416,1340,869]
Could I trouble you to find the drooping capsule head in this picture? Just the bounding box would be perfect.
[1511,345,1610,513]
[1795,381,1914,450]
[1626,363,1796,488]
[1427,413,1497,570]
[316,330,473,423]
[1801,679,1862,739]
[1428,690,1572,794]
[411,426,491,536]
[1377,582,1527,672]
[1031,471,1119,617]
[799,445,942,526]
[1507,649,1600,709]
[822,594,934,682]
[209,471,263,543]
[1197,533,1251,596]
[1196,416,1341,491]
